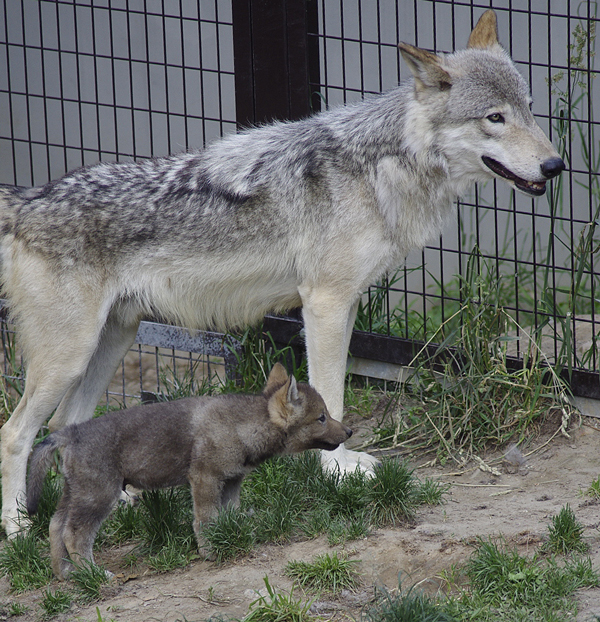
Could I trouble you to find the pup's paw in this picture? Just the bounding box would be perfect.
[197,545,216,562]
[321,445,379,477]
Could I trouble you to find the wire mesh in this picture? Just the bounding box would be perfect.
[0,1,598,397]
[310,0,599,384]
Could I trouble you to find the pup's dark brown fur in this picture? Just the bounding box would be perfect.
[27,364,351,579]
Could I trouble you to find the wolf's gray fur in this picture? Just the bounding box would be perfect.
[1,10,564,534]
[27,363,351,578]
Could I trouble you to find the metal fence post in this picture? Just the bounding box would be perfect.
[232,0,320,128]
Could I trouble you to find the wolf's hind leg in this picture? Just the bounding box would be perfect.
[1,275,116,536]
[47,312,140,431]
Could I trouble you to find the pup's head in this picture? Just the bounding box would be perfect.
[399,9,564,197]
[263,363,352,453]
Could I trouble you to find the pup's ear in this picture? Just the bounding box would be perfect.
[398,43,453,94]
[264,362,289,394]
[286,374,299,404]
[268,375,302,428]
[467,9,501,50]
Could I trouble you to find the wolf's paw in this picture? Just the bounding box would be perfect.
[2,513,31,539]
[320,445,379,477]
[119,485,141,506]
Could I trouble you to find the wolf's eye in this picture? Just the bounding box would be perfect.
[487,113,505,124]
[318,413,326,423]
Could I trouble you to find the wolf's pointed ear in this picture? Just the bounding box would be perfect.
[398,43,453,94]
[467,10,500,50]
[264,362,289,394]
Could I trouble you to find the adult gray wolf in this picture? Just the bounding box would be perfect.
[27,363,351,579]
[1,9,564,535]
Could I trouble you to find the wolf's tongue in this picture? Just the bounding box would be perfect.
[481,156,546,197]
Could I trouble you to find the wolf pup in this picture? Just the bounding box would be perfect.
[1,9,563,534]
[27,364,352,579]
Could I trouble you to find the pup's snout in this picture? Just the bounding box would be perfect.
[345,426,353,439]
[540,157,565,179]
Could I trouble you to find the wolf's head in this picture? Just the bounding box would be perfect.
[399,10,564,197]
[263,363,352,453]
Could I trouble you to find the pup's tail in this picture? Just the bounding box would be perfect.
[26,435,61,516]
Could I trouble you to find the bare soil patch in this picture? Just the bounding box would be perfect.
[3,411,600,622]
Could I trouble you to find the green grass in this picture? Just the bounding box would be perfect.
[69,558,112,604]
[446,536,599,621]
[0,532,53,592]
[26,473,62,540]
[201,506,256,563]
[369,249,576,463]
[242,576,314,622]
[137,487,195,554]
[40,588,72,618]
[367,458,418,524]
[582,475,600,499]
[545,504,588,554]
[284,551,361,594]
[363,583,455,622]
[0,440,597,622]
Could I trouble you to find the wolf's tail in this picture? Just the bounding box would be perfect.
[26,435,61,516]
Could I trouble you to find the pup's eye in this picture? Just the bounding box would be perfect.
[318,413,326,423]
[487,113,505,124]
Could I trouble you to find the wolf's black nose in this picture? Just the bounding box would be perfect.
[541,157,565,179]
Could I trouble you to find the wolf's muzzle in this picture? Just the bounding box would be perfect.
[482,155,565,197]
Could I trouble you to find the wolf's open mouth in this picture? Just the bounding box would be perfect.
[482,156,546,197]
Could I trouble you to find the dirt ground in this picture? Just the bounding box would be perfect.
[3,404,600,622]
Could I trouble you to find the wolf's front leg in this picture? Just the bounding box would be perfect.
[300,288,379,476]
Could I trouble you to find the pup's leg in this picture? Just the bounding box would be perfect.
[189,472,222,556]
[49,487,72,580]
[61,481,121,578]
[301,289,379,475]
[221,476,244,509]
